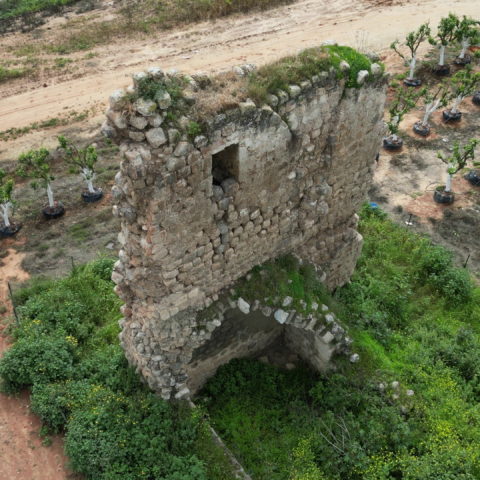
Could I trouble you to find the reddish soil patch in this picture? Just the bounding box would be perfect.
[405,177,476,221]
[0,248,74,480]
[0,391,74,480]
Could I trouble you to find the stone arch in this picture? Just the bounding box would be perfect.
[185,294,353,395]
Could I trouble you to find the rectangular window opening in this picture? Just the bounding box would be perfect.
[211,144,239,185]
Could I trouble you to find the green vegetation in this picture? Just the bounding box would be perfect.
[390,23,431,81]
[0,258,237,480]
[200,205,480,480]
[0,0,79,21]
[0,111,90,142]
[17,147,60,209]
[437,138,479,194]
[0,65,29,83]
[235,255,333,314]
[54,57,73,68]
[247,45,376,103]
[429,13,460,66]
[187,121,203,139]
[58,135,100,194]
[0,169,15,228]
[385,86,425,136]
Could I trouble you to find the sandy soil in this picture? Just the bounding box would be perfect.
[0,0,480,479]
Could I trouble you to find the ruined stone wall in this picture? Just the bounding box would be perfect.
[106,60,387,398]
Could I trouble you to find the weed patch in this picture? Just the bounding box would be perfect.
[0,110,91,142]
[0,65,29,83]
[247,46,375,103]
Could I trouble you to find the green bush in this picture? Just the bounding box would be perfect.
[65,394,206,480]
[324,45,376,88]
[430,267,473,306]
[86,256,115,282]
[247,45,374,103]
[418,245,453,280]
[0,257,218,479]
[74,345,145,395]
[0,335,74,393]
[31,380,100,432]
[15,264,120,343]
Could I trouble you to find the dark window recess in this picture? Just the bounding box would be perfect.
[211,144,239,185]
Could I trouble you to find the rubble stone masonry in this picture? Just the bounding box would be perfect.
[106,56,388,398]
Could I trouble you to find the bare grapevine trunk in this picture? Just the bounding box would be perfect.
[422,100,441,126]
[82,168,96,193]
[450,96,463,114]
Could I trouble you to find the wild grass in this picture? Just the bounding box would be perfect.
[0,0,80,20]
[247,45,375,103]
[0,65,30,83]
[0,110,90,142]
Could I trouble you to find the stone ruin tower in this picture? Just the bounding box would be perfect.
[105,50,387,399]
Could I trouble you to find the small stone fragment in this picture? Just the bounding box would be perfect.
[134,98,157,116]
[288,85,301,98]
[129,115,149,130]
[274,309,289,324]
[357,70,369,85]
[237,297,250,314]
[349,353,360,363]
[370,63,382,75]
[109,89,126,110]
[156,90,172,110]
[282,296,293,307]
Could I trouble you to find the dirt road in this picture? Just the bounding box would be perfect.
[1,0,479,132]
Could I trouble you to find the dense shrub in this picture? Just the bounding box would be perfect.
[15,262,119,343]
[418,245,473,305]
[0,257,229,479]
[65,394,206,480]
[0,335,74,393]
[418,245,454,280]
[86,256,115,282]
[201,360,417,480]
[31,380,99,432]
[73,345,144,395]
[429,266,473,305]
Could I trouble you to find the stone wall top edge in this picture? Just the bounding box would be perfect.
[103,45,388,150]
